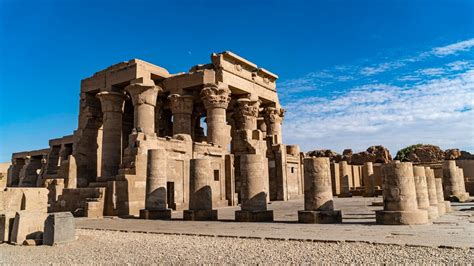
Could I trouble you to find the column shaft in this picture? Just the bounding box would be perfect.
[145,149,167,210]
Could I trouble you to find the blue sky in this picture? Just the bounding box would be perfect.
[0,0,473,162]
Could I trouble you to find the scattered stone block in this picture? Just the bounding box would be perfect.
[10,211,48,245]
[43,212,76,246]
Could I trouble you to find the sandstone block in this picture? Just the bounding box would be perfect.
[43,212,76,246]
[183,210,218,221]
[298,210,342,224]
[10,211,48,245]
[235,210,273,222]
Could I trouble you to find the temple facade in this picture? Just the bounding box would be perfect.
[6,52,304,217]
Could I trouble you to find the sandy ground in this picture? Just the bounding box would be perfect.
[0,229,472,264]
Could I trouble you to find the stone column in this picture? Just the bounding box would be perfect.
[234,97,261,131]
[96,91,126,181]
[457,168,470,200]
[376,162,429,225]
[435,178,451,214]
[442,160,467,202]
[425,167,440,214]
[200,83,231,148]
[413,166,438,220]
[168,94,194,136]
[125,79,161,136]
[183,158,218,220]
[235,154,273,222]
[263,107,285,144]
[298,157,342,223]
[338,161,352,197]
[363,162,375,197]
[140,149,171,220]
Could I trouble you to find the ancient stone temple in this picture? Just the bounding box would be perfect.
[5,51,304,217]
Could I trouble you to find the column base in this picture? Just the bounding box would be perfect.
[139,209,172,220]
[375,209,429,225]
[298,210,342,224]
[235,210,274,222]
[437,202,446,215]
[427,206,439,220]
[444,201,452,213]
[183,210,218,221]
[338,193,353,198]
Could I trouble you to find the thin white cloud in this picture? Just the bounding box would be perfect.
[282,70,474,154]
[360,61,405,76]
[432,38,474,56]
[418,67,445,76]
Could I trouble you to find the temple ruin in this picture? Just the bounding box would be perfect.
[4,52,304,219]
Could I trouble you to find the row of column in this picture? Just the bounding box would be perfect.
[95,80,285,182]
[375,162,453,225]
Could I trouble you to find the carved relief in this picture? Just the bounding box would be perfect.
[168,94,194,114]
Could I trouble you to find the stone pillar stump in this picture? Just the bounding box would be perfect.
[424,167,440,215]
[435,178,451,214]
[140,149,171,220]
[184,158,218,221]
[442,160,468,202]
[375,162,429,225]
[298,157,342,223]
[338,161,352,197]
[235,154,273,222]
[362,162,375,197]
[413,166,438,220]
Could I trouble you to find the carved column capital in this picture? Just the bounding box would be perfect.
[200,83,231,110]
[233,97,261,130]
[263,107,285,124]
[96,91,127,113]
[125,82,162,107]
[168,94,194,115]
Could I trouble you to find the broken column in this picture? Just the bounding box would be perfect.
[140,149,171,220]
[184,158,217,220]
[200,83,231,148]
[376,162,429,225]
[424,167,441,215]
[363,162,375,197]
[442,160,468,202]
[435,178,452,213]
[235,154,273,222]
[169,94,194,136]
[338,161,352,197]
[413,166,438,220]
[457,168,470,201]
[125,78,161,136]
[298,157,342,223]
[96,91,126,181]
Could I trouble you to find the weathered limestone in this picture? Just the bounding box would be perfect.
[298,157,342,223]
[338,161,352,197]
[169,94,194,136]
[125,78,161,136]
[43,212,76,246]
[424,167,440,215]
[363,162,375,197]
[435,178,451,214]
[236,154,273,222]
[184,158,218,221]
[263,107,285,144]
[330,162,340,195]
[201,83,231,148]
[376,162,429,225]
[457,168,470,201]
[442,160,469,202]
[10,211,48,245]
[97,91,126,181]
[140,149,171,220]
[413,166,438,220]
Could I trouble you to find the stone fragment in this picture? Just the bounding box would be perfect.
[43,212,76,246]
[10,211,48,245]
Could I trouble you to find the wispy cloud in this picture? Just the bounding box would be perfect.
[279,38,474,153]
[432,38,474,56]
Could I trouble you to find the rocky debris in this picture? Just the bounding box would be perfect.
[445,149,461,160]
[445,149,474,160]
[306,149,341,162]
[396,145,445,163]
[350,146,392,165]
[307,146,392,164]
[0,229,472,264]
